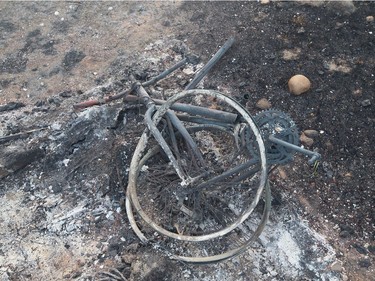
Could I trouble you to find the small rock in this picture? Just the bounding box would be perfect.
[260,0,270,4]
[288,74,311,95]
[358,259,371,268]
[360,99,371,107]
[330,260,343,272]
[238,82,247,88]
[353,244,368,255]
[303,129,319,138]
[297,27,305,34]
[58,90,73,98]
[339,230,351,238]
[106,210,114,220]
[51,122,62,131]
[339,224,355,237]
[256,98,272,109]
[326,1,356,15]
[34,100,46,107]
[366,16,374,22]
[62,159,70,167]
[300,133,314,146]
[352,89,362,96]
[183,66,195,75]
[0,102,25,112]
[282,48,301,60]
[277,167,288,180]
[48,96,61,106]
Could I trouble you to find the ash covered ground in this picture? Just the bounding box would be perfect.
[0,1,374,281]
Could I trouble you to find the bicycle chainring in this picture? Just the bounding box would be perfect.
[246,109,299,165]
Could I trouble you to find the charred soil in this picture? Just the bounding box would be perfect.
[0,1,374,281]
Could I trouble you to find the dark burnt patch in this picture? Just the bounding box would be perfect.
[0,52,28,74]
[62,50,85,71]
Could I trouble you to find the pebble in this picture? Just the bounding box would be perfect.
[360,99,371,107]
[366,16,374,22]
[183,66,195,75]
[300,133,314,147]
[282,48,301,60]
[330,260,343,272]
[339,224,354,238]
[256,98,272,109]
[51,122,62,131]
[352,89,362,97]
[278,167,288,180]
[353,244,368,255]
[358,259,371,268]
[288,74,311,95]
[303,129,319,138]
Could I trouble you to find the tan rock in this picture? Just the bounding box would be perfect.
[352,89,362,97]
[330,260,343,272]
[288,75,311,95]
[326,59,351,73]
[282,48,301,61]
[256,98,272,109]
[366,16,374,22]
[303,129,319,138]
[278,167,288,180]
[300,133,314,147]
[260,0,270,4]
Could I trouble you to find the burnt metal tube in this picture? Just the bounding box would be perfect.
[142,58,189,87]
[185,37,235,90]
[268,135,321,165]
[166,110,206,166]
[153,98,238,123]
[144,105,187,181]
[176,114,233,128]
[134,83,154,109]
[124,95,238,123]
[180,158,259,197]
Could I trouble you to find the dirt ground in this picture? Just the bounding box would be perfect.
[0,1,374,281]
